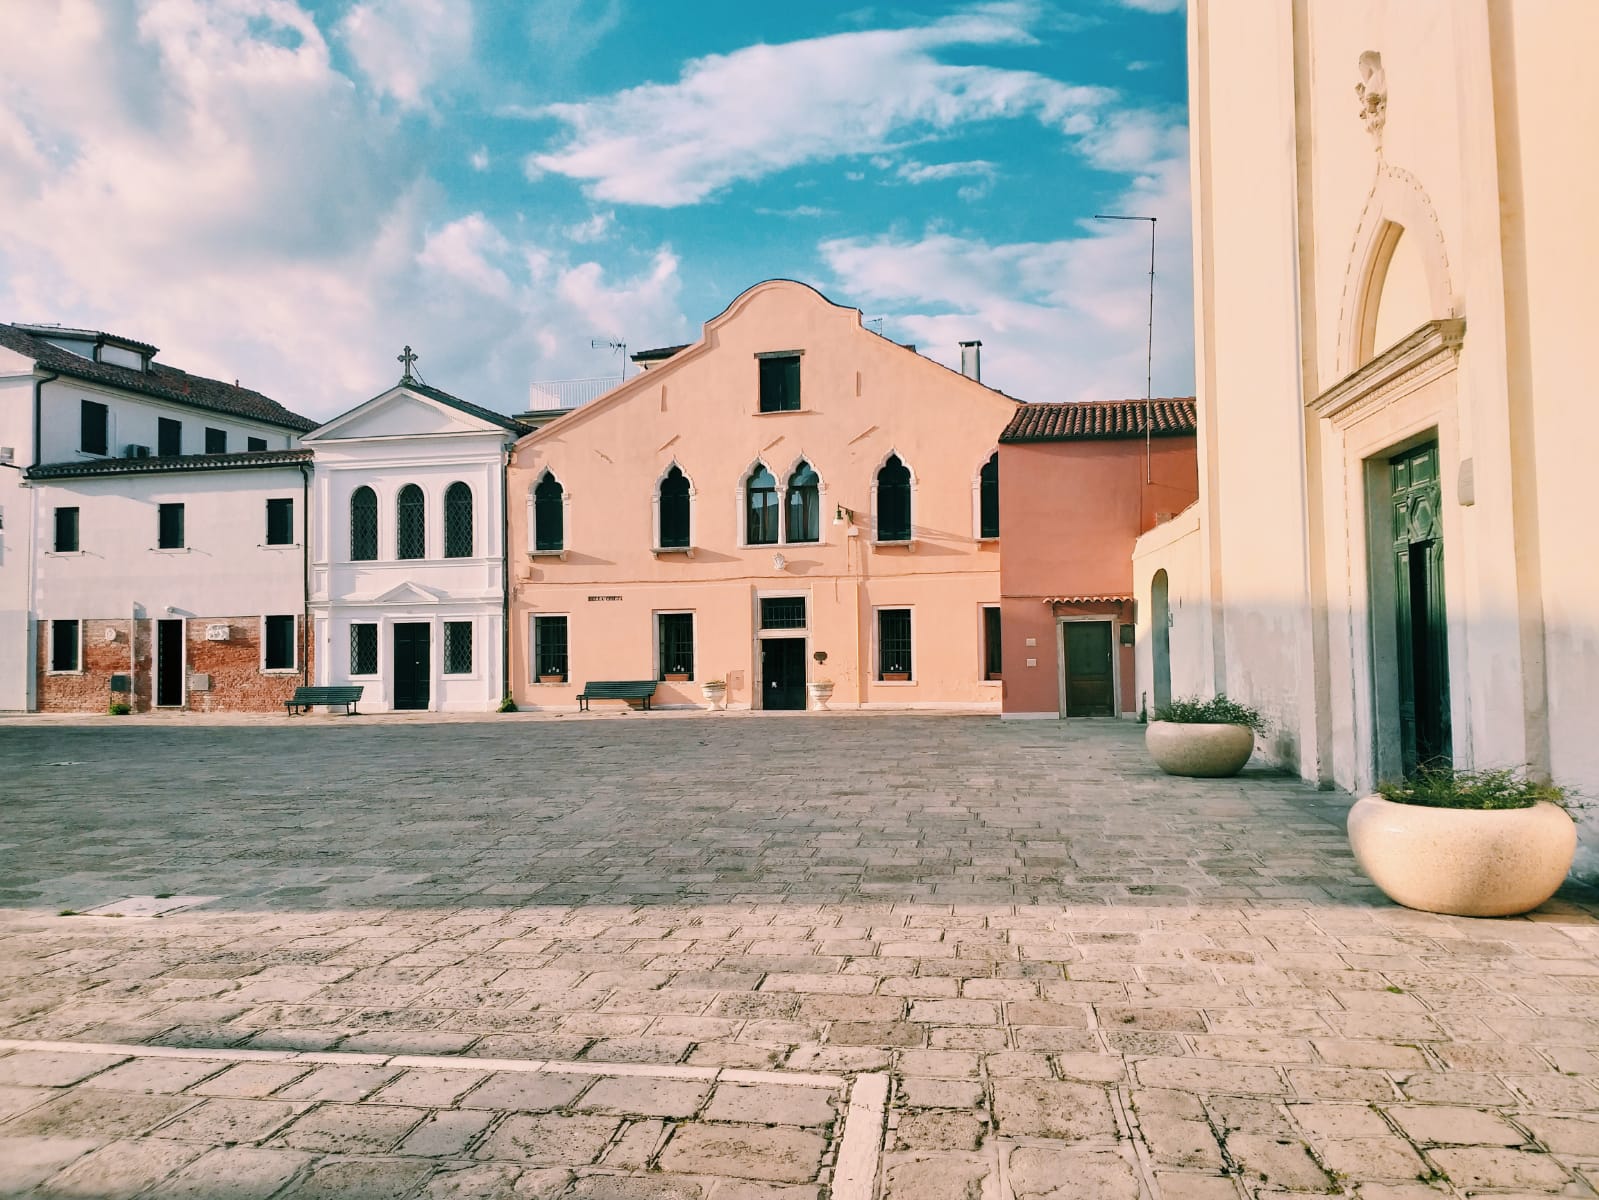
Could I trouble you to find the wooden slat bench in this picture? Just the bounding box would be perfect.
[285,685,364,716]
[577,680,658,712]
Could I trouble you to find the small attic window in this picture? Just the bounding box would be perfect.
[757,351,801,412]
[98,344,145,371]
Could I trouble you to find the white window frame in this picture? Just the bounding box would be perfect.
[872,605,915,684]
[652,461,696,556]
[264,496,297,548]
[442,619,476,677]
[736,458,782,550]
[48,618,84,675]
[528,469,571,559]
[348,622,380,678]
[395,481,429,561]
[653,609,697,681]
[260,614,299,674]
[780,455,827,547]
[869,449,917,548]
[529,612,572,685]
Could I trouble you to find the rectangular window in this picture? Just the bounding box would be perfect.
[247,436,267,452]
[350,623,378,676]
[205,427,227,454]
[53,507,79,553]
[444,622,473,674]
[266,497,294,545]
[158,503,185,549]
[158,417,182,457]
[658,612,695,680]
[983,605,1002,680]
[50,619,80,672]
[81,400,108,455]
[264,615,295,670]
[758,353,801,412]
[760,596,807,629]
[878,608,912,680]
[533,615,569,682]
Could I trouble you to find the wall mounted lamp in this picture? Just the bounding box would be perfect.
[833,504,855,526]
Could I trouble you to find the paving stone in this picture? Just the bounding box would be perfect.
[992,1079,1116,1139]
[463,1070,594,1112]
[1426,1145,1571,1191]
[278,1158,434,1199]
[1222,1133,1335,1192]
[155,1096,303,1145]
[418,1164,543,1200]
[658,1122,825,1183]
[476,1113,620,1165]
[188,1061,312,1097]
[578,1075,712,1119]
[562,1175,707,1199]
[397,1107,496,1156]
[273,1102,427,1153]
[1385,1105,1526,1146]
[1007,1145,1142,1199]
[30,1136,203,1199]
[881,1150,991,1199]
[702,1082,836,1127]
[0,1051,127,1088]
[899,1076,985,1110]
[1517,1112,1599,1155]
[155,1145,313,1198]
[274,1063,402,1102]
[3,1086,194,1138]
[0,1135,102,1194]
[90,1057,226,1094]
[893,1109,985,1150]
[370,1067,489,1106]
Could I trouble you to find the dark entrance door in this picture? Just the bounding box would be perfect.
[1063,621,1115,717]
[1391,443,1451,775]
[156,619,184,707]
[393,622,431,711]
[761,638,806,711]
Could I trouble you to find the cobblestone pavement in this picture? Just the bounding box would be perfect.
[0,713,1596,1199]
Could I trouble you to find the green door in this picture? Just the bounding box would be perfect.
[1390,444,1451,775]
[1063,621,1115,717]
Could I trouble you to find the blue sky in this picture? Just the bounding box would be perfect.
[0,0,1189,419]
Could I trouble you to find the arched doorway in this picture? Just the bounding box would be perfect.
[1151,569,1171,710]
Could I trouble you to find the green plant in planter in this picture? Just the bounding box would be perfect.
[1152,694,1265,732]
[108,701,132,716]
[1377,767,1565,811]
[496,695,517,713]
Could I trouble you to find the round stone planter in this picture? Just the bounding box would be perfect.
[808,682,835,711]
[1347,794,1576,917]
[700,683,727,711]
[1146,721,1255,778]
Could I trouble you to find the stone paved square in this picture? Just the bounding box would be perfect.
[1,712,1597,1198]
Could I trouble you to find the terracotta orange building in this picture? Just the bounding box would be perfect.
[506,280,1019,712]
[997,399,1198,719]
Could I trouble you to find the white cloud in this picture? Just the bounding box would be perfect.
[566,211,615,243]
[0,0,690,420]
[1115,0,1184,13]
[525,5,1112,206]
[338,0,472,110]
[896,159,996,185]
[469,146,490,170]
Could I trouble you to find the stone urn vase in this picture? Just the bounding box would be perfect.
[700,681,727,711]
[1146,722,1255,778]
[1347,794,1576,917]
[808,681,835,711]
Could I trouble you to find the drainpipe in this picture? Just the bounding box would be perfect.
[26,370,57,712]
[32,369,56,468]
[299,459,311,686]
[501,441,512,708]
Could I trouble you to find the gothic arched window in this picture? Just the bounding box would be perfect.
[658,466,691,549]
[534,472,564,552]
[745,464,779,545]
[444,481,473,558]
[397,483,426,559]
[876,454,912,541]
[979,452,999,539]
[350,485,377,561]
[786,461,819,543]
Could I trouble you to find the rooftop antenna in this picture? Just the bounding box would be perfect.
[1093,214,1156,483]
[591,338,628,383]
[867,317,884,336]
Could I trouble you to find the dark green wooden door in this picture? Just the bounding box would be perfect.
[1063,621,1115,717]
[393,623,430,711]
[1391,444,1451,775]
[761,638,806,711]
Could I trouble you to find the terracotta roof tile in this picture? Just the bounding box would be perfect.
[26,449,312,481]
[999,398,1196,443]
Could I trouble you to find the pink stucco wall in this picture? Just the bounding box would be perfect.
[998,436,1198,716]
[506,280,1018,711]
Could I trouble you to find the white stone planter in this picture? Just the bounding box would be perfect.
[808,682,835,711]
[1346,794,1576,917]
[701,683,726,711]
[1146,721,1255,777]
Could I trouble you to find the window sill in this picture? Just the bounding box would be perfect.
[872,538,917,551]
[262,667,299,675]
[662,674,693,682]
[261,543,301,550]
[753,408,804,416]
[151,547,190,554]
[533,678,570,686]
[977,536,999,545]
[47,669,85,676]
[529,549,569,561]
[876,678,916,686]
[47,550,85,557]
[652,546,695,558]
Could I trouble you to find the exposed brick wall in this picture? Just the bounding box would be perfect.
[35,615,312,713]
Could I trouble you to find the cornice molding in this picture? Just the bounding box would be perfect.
[1311,318,1465,427]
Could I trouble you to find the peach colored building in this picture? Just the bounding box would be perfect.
[506,280,1019,712]
[997,400,1198,719]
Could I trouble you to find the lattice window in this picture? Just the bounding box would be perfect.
[444,622,473,674]
[745,464,778,545]
[444,482,473,558]
[534,473,564,551]
[760,597,807,629]
[350,486,378,561]
[350,624,377,676]
[658,613,694,679]
[397,484,425,559]
[980,452,999,539]
[786,461,819,543]
[877,455,911,541]
[534,615,568,681]
[878,608,912,679]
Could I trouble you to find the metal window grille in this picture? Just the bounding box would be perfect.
[658,613,694,679]
[983,606,1002,678]
[444,482,473,558]
[158,417,182,457]
[758,355,801,412]
[264,615,295,670]
[444,622,473,674]
[534,474,565,551]
[205,427,227,454]
[158,503,185,549]
[746,466,778,544]
[80,400,108,455]
[350,623,377,676]
[54,507,79,553]
[51,620,79,672]
[266,498,294,545]
[397,484,426,559]
[534,615,568,680]
[878,608,912,678]
[980,453,999,539]
[350,487,378,561]
[760,597,807,629]
[786,462,819,542]
[659,468,690,548]
[877,455,911,541]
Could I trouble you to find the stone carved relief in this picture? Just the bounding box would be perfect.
[1356,50,1387,143]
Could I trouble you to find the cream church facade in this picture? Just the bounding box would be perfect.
[1137,1,1599,877]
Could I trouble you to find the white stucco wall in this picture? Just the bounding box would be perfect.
[0,368,36,709]
[37,377,297,463]
[1132,507,1208,718]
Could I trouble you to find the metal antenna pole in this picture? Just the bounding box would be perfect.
[1094,214,1157,483]
[591,338,628,383]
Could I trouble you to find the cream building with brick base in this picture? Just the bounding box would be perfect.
[507,280,1018,713]
[1138,0,1599,878]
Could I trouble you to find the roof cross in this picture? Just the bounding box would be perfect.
[398,345,418,383]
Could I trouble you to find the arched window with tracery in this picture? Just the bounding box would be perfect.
[534,472,564,552]
[979,452,999,539]
[876,454,912,541]
[786,461,819,543]
[658,466,691,549]
[745,463,779,545]
[350,485,377,561]
[444,481,473,558]
[397,483,426,559]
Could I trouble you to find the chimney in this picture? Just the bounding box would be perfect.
[959,340,982,382]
